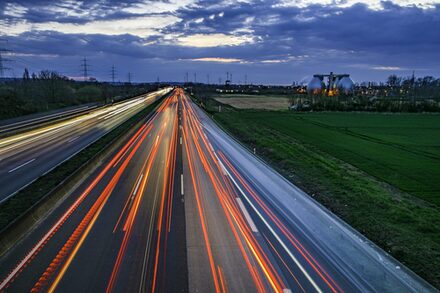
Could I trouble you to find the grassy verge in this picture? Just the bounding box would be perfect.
[0,98,163,231]
[213,109,440,288]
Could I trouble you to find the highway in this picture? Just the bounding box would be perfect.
[0,88,435,292]
[0,88,171,202]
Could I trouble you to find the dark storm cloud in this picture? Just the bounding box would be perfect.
[7,31,155,58]
[1,0,440,83]
[0,0,169,24]
[167,1,440,59]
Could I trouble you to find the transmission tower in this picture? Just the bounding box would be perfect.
[207,74,210,84]
[80,57,90,81]
[411,70,416,104]
[0,39,12,78]
[194,72,197,83]
[128,72,132,84]
[110,65,116,83]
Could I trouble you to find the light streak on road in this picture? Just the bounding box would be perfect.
[106,92,178,293]
[182,124,222,293]
[32,120,153,292]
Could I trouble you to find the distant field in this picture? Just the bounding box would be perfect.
[213,110,440,286]
[214,95,290,110]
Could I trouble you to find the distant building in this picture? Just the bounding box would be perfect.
[307,72,354,96]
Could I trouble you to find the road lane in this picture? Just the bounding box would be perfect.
[0,88,172,202]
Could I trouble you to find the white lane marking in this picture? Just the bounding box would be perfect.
[8,158,36,173]
[181,174,184,195]
[236,197,258,233]
[68,136,80,143]
[180,136,182,145]
[212,152,228,176]
[376,252,383,262]
[208,142,214,152]
[133,174,144,196]
[222,159,323,293]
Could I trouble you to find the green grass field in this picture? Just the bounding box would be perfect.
[213,109,440,287]
[237,111,440,205]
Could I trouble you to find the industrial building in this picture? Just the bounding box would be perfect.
[308,72,354,96]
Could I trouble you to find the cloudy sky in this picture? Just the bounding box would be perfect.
[1,0,439,84]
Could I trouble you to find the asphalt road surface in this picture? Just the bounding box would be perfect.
[0,88,171,203]
[0,89,435,292]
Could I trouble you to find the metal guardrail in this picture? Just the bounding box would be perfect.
[0,104,99,135]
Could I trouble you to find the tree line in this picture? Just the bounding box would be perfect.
[0,69,158,120]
